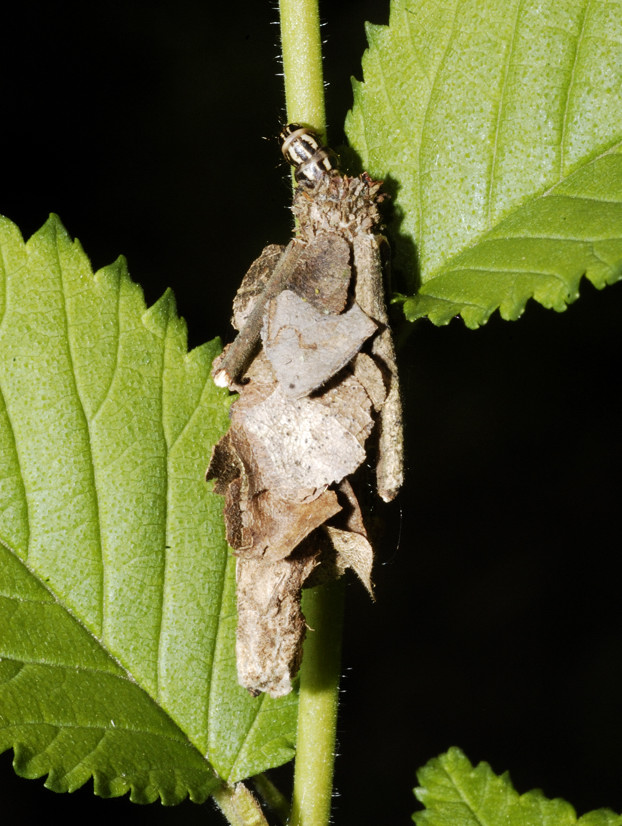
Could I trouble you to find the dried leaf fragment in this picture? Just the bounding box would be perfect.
[352,232,404,502]
[213,241,306,388]
[236,377,374,501]
[234,485,341,563]
[323,525,374,595]
[262,289,377,398]
[284,232,351,313]
[232,244,285,329]
[236,550,319,697]
[207,402,343,560]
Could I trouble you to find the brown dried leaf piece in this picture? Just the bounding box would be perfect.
[352,351,387,412]
[232,244,286,330]
[236,377,374,501]
[321,479,375,595]
[324,525,374,595]
[233,486,341,563]
[352,233,404,502]
[213,241,307,388]
[262,289,377,398]
[236,550,319,697]
[207,397,343,561]
[285,232,351,313]
[233,234,351,333]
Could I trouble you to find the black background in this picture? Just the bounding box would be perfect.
[1,2,621,824]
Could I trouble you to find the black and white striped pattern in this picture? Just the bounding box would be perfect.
[279,123,336,184]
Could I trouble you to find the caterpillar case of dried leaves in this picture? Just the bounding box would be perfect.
[207,125,403,697]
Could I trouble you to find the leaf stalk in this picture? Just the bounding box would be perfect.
[213,782,270,826]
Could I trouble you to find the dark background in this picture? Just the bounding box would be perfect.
[1,1,621,823]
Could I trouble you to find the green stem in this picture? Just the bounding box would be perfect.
[213,782,270,826]
[279,0,327,137]
[289,580,345,826]
[278,5,344,825]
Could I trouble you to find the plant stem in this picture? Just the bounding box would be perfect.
[278,5,344,825]
[279,0,327,138]
[289,580,345,826]
[213,782,270,826]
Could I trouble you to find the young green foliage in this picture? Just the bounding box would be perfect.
[0,215,298,802]
[414,748,622,826]
[346,0,622,327]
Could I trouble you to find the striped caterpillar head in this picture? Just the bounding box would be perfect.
[279,124,337,183]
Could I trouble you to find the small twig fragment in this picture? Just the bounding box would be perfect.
[352,233,404,502]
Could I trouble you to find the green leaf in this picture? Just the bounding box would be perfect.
[345,0,622,327]
[413,748,622,826]
[0,215,298,803]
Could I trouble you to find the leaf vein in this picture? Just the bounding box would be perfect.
[419,1,461,248]
[166,379,208,455]
[228,693,270,779]
[205,554,232,755]
[90,279,122,423]
[487,0,523,223]
[3,719,196,747]
[439,264,577,281]
[155,313,172,700]
[53,231,105,632]
[559,0,591,177]
[0,654,132,684]
[0,385,30,554]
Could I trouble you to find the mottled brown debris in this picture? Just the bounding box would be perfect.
[293,173,385,244]
[235,377,374,501]
[352,351,387,412]
[232,244,285,329]
[235,550,320,697]
[284,232,351,313]
[323,479,375,595]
